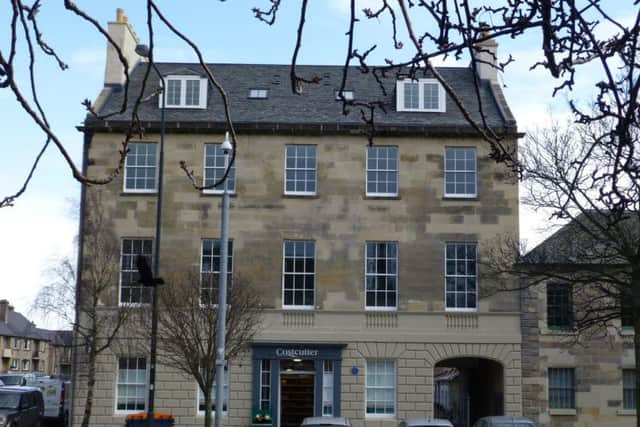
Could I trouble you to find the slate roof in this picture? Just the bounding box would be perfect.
[85,63,517,135]
[0,307,71,344]
[522,211,639,265]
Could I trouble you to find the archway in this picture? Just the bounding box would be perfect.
[434,357,504,427]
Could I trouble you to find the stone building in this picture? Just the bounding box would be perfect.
[0,299,72,377]
[520,215,637,427]
[73,9,522,427]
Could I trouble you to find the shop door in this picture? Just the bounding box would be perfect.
[280,372,314,427]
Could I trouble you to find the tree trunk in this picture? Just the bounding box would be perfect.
[81,344,97,427]
[204,391,213,427]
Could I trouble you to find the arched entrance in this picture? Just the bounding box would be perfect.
[434,358,504,427]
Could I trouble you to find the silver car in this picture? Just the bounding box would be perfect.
[301,417,352,427]
[400,418,454,427]
[472,416,537,427]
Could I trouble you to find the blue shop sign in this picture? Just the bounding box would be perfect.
[252,343,345,360]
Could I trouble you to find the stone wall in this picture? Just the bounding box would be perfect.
[520,283,637,427]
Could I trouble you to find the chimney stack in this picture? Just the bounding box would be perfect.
[472,24,498,83]
[104,8,144,87]
[0,299,10,323]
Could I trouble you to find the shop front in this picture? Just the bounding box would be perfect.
[252,343,345,427]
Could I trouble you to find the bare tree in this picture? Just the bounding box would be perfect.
[32,190,130,427]
[136,271,263,427]
[480,115,640,422]
[3,1,638,206]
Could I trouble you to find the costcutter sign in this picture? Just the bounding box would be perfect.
[275,348,319,358]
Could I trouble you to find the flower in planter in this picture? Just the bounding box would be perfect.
[126,412,175,421]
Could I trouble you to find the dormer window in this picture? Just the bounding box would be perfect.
[249,88,269,99]
[335,90,354,101]
[160,75,207,109]
[396,78,445,112]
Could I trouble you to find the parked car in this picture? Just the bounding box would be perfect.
[25,377,71,426]
[472,416,537,427]
[301,417,353,427]
[0,386,44,427]
[0,375,26,387]
[400,418,454,427]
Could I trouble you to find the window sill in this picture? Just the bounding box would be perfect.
[114,410,147,416]
[443,195,479,201]
[365,194,401,200]
[549,408,577,416]
[283,193,319,199]
[120,191,158,197]
[617,409,636,416]
[163,104,207,109]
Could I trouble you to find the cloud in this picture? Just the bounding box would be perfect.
[0,196,76,328]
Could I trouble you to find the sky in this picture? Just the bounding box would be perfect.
[0,0,627,328]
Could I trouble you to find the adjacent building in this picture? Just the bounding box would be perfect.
[0,299,72,377]
[520,215,637,426]
[74,9,523,427]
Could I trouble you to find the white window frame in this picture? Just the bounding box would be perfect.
[444,242,478,312]
[365,359,396,418]
[10,359,18,370]
[22,359,30,371]
[115,356,148,414]
[366,146,399,197]
[335,90,354,101]
[160,75,207,109]
[119,238,154,306]
[196,364,229,416]
[365,242,398,311]
[282,240,316,309]
[259,360,271,411]
[200,239,234,306]
[396,78,446,112]
[284,145,317,196]
[13,338,19,349]
[248,88,269,99]
[203,143,236,194]
[322,360,334,416]
[23,338,30,350]
[444,147,477,198]
[123,142,158,193]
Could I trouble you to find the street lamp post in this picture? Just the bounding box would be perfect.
[215,132,233,427]
[134,44,165,427]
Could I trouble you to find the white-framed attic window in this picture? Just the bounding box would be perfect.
[335,90,354,101]
[249,88,269,99]
[396,78,446,112]
[160,75,207,109]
